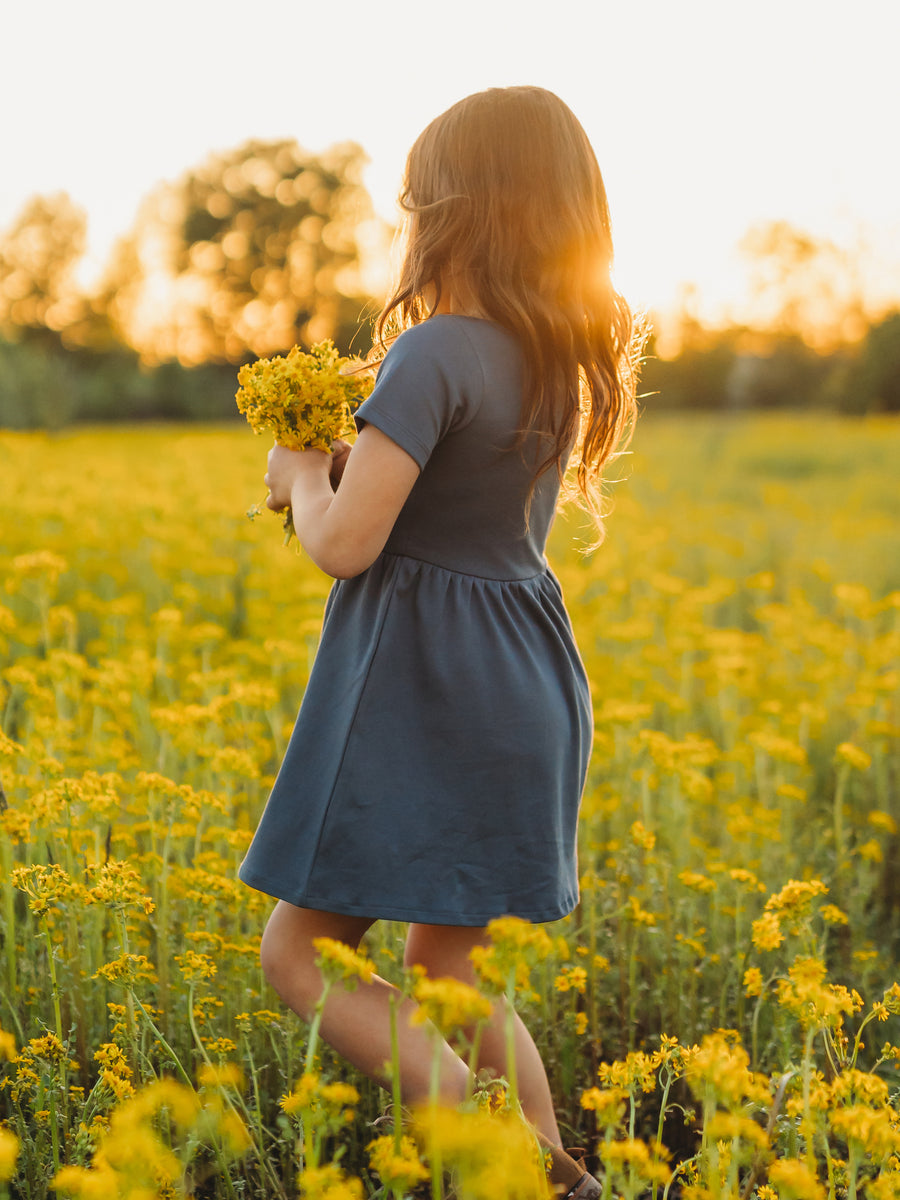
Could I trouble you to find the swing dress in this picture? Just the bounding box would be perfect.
[238,315,593,926]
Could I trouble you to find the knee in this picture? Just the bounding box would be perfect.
[259,917,320,1018]
[404,924,487,984]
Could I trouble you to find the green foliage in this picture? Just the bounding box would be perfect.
[641,310,900,415]
[0,337,240,428]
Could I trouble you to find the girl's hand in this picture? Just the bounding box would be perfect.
[329,438,352,490]
[264,442,329,511]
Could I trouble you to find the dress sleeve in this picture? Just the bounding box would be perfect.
[353,319,484,470]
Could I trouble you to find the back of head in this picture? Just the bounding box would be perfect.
[379,86,643,537]
[392,85,614,326]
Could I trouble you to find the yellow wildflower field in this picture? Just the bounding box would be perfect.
[1,414,898,1198]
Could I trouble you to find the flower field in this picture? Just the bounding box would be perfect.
[1,413,899,1199]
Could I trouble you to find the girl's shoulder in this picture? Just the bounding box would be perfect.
[388,314,517,364]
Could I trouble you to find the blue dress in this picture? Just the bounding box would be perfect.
[239,315,593,925]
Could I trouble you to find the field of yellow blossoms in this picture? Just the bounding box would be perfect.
[1,413,898,1200]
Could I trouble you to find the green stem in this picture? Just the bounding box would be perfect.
[1,841,15,1002]
[389,994,403,1153]
[428,1035,444,1200]
[627,928,639,1053]
[304,979,332,1074]
[48,1082,60,1178]
[42,919,63,1045]
[464,1020,486,1105]
[504,970,519,1113]
[847,1142,861,1200]
[652,1066,675,1200]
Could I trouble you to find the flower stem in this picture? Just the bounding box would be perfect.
[504,969,519,1113]
[304,979,332,1074]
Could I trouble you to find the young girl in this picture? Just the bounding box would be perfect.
[239,86,641,1199]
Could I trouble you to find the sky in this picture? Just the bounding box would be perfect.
[3,0,898,332]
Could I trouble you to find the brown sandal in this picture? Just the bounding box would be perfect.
[536,1135,602,1199]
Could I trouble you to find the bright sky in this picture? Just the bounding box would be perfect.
[4,0,899,330]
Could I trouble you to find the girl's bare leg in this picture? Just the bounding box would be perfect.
[404,922,562,1145]
[259,901,469,1105]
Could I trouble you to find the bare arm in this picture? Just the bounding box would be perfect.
[264,426,420,579]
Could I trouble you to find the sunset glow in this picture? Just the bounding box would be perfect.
[3,0,899,342]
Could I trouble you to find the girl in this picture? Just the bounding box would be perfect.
[239,86,641,1198]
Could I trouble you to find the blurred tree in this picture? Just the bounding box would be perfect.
[739,220,866,350]
[107,139,386,364]
[0,193,87,344]
[821,309,900,414]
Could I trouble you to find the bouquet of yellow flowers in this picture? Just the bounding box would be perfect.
[235,340,375,543]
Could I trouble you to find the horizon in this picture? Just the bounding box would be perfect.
[4,0,899,338]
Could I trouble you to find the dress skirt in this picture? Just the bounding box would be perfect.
[238,551,593,926]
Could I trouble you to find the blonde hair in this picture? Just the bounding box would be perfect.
[375,86,645,539]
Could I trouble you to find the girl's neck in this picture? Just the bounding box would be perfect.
[434,272,487,319]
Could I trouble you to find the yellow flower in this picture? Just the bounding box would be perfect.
[743,967,764,997]
[411,975,493,1036]
[10,549,68,585]
[624,895,657,927]
[602,1138,670,1185]
[235,341,373,453]
[678,870,716,894]
[174,950,218,982]
[280,1072,358,1125]
[768,1159,825,1200]
[630,820,656,850]
[687,1031,770,1108]
[858,839,884,863]
[93,953,157,986]
[835,742,872,771]
[776,957,859,1029]
[821,904,849,925]
[281,1072,320,1116]
[554,966,588,994]
[11,863,82,916]
[312,937,376,986]
[868,810,898,834]
[0,1127,19,1183]
[729,868,765,892]
[704,1112,767,1149]
[53,1162,120,1198]
[598,1051,659,1094]
[470,917,553,995]
[751,911,784,952]
[0,1026,16,1061]
[765,879,828,919]
[415,1105,550,1200]
[580,1086,627,1127]
[87,859,155,914]
[198,1062,245,1090]
[367,1133,429,1191]
[219,1110,253,1156]
[299,1163,364,1200]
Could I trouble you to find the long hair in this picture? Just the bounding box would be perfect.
[375,86,645,539]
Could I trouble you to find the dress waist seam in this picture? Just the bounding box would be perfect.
[380,549,547,583]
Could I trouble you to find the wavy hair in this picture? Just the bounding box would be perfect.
[374,86,645,539]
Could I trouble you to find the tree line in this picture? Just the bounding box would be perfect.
[0,143,897,428]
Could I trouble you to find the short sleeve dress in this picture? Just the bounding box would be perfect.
[238,315,593,926]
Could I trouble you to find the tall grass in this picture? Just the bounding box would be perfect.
[1,414,898,1197]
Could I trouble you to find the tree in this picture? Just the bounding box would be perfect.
[822,310,900,414]
[106,139,387,364]
[0,193,87,343]
[738,220,866,351]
